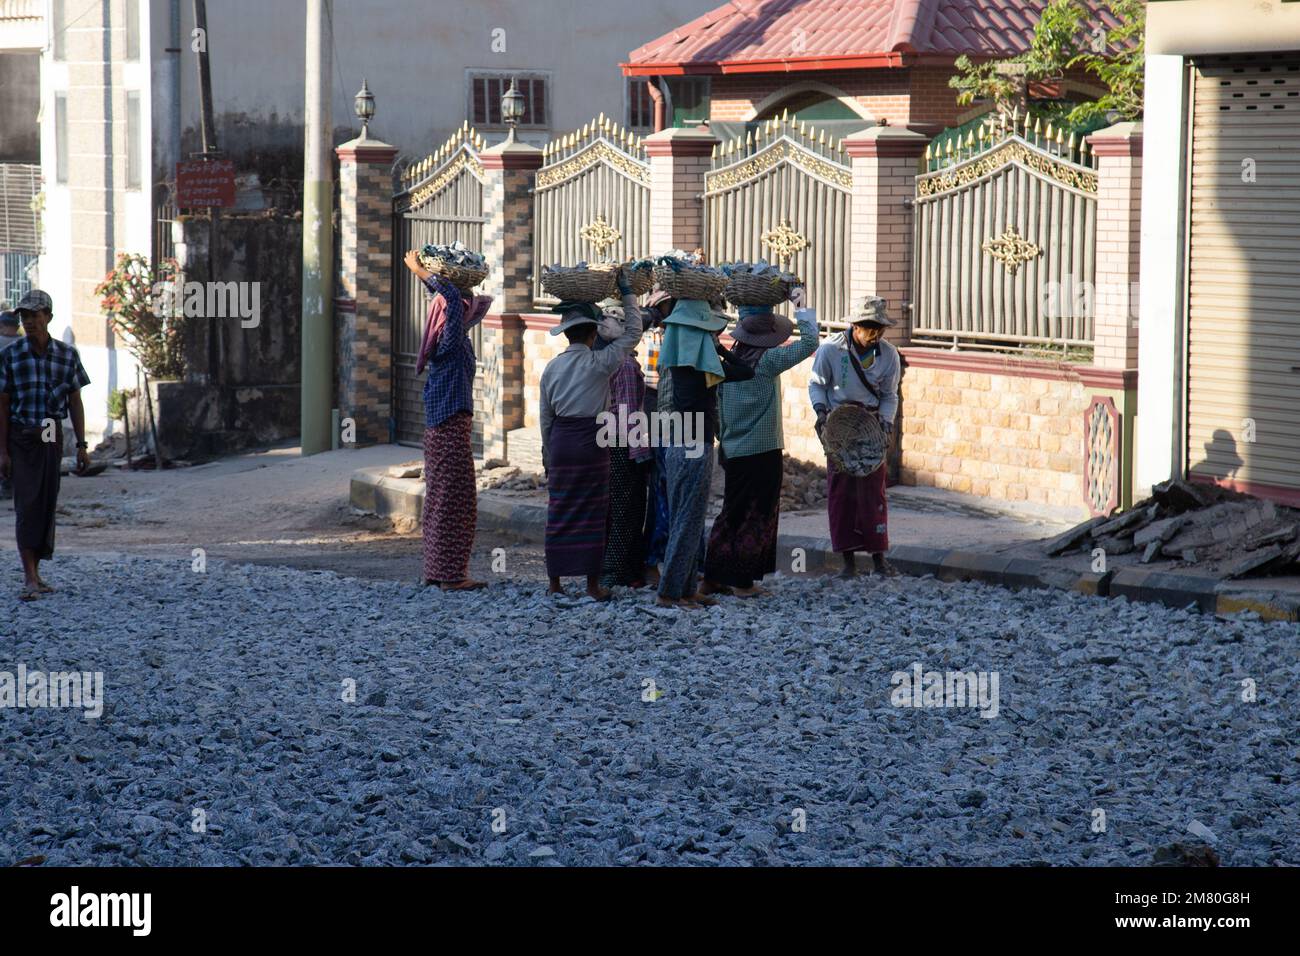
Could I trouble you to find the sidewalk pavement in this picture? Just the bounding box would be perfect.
[351,441,1300,622]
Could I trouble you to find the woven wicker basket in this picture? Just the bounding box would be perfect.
[652,262,728,301]
[821,404,887,477]
[624,262,655,297]
[724,271,796,307]
[418,253,488,292]
[540,264,618,303]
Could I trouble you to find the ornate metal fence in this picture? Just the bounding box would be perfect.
[703,115,852,328]
[533,115,650,306]
[392,123,487,447]
[912,113,1099,351]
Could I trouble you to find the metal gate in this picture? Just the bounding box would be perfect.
[913,114,1099,350]
[533,115,650,305]
[703,116,852,326]
[392,124,487,448]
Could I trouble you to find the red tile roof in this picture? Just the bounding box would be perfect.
[624,0,1121,75]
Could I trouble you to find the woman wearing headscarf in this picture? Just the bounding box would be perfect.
[702,286,818,597]
[655,300,754,608]
[539,271,644,600]
[402,249,493,591]
[807,295,901,578]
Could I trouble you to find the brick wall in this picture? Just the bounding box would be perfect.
[896,360,1090,512]
[706,65,1105,133]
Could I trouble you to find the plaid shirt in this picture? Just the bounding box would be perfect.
[608,354,651,463]
[0,336,91,428]
[421,275,476,429]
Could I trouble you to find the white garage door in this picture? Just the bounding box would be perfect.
[1186,54,1300,498]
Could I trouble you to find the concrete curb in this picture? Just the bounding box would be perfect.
[350,466,1300,622]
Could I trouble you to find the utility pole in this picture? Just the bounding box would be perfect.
[192,0,221,383]
[300,0,334,456]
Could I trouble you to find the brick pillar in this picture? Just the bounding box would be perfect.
[1087,122,1143,371]
[335,136,398,446]
[479,137,542,462]
[645,126,718,254]
[844,125,930,346]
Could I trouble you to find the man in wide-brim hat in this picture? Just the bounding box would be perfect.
[808,295,901,578]
[539,271,645,601]
[700,290,818,598]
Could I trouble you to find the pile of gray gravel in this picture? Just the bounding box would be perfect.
[1,553,1295,866]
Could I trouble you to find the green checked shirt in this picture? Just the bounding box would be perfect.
[717,309,819,460]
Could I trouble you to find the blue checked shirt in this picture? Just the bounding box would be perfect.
[421,275,476,429]
[0,336,91,428]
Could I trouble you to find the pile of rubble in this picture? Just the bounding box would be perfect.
[779,454,828,513]
[1045,479,1300,579]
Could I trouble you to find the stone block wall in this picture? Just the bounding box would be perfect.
[895,357,1093,513]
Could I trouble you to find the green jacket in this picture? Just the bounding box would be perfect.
[717,309,819,459]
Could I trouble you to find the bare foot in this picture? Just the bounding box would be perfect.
[643,566,661,587]
[871,556,899,578]
[655,596,682,609]
[731,585,769,598]
[440,579,487,591]
[688,592,719,607]
[698,580,729,596]
[586,586,612,602]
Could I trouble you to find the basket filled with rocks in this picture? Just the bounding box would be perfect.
[821,404,887,477]
[417,241,489,292]
[652,250,727,301]
[540,262,620,303]
[722,260,801,307]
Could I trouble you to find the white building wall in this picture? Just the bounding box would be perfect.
[168,0,716,157]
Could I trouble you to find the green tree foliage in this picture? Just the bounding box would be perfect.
[949,0,1144,125]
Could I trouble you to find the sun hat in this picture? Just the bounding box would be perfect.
[730,305,794,348]
[847,295,895,328]
[661,298,728,333]
[549,300,603,337]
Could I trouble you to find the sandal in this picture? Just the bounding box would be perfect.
[18,585,40,602]
[35,579,55,594]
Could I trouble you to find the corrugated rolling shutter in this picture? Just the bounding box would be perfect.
[1186,55,1300,495]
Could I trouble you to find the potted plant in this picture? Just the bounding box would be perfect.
[95,253,185,470]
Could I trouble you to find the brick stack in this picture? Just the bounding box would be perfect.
[479,138,543,461]
[335,136,398,446]
[1088,123,1143,372]
[645,127,717,255]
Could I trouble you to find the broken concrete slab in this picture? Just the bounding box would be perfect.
[1227,545,1290,580]
[1094,507,1152,539]
[1043,515,1106,556]
[1134,515,1187,548]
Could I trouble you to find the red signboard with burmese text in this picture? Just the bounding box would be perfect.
[176,159,236,208]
